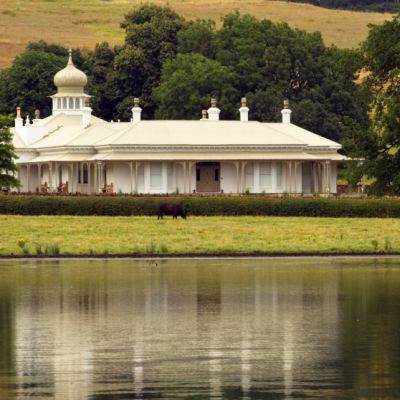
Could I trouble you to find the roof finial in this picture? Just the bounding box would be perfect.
[68,48,73,65]
[16,107,21,119]
[241,97,247,107]
[211,97,217,108]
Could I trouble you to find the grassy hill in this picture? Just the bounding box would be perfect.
[0,0,393,68]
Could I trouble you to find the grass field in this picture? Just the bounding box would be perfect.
[1,215,399,256]
[0,0,393,68]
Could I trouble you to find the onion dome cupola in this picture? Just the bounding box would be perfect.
[51,49,90,116]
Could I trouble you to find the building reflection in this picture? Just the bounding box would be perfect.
[0,259,398,399]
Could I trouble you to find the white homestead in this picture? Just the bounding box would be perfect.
[11,51,344,195]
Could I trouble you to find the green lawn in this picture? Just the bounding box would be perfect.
[1,215,399,256]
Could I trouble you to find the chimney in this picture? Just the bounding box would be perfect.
[200,109,208,121]
[207,98,220,121]
[33,109,41,124]
[15,107,23,129]
[281,99,292,124]
[239,97,249,122]
[82,97,92,128]
[132,97,142,122]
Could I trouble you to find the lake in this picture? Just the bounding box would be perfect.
[0,258,399,399]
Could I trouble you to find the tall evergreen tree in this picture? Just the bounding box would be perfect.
[0,115,19,189]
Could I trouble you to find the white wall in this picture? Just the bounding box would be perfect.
[175,163,184,194]
[221,162,237,193]
[113,163,131,194]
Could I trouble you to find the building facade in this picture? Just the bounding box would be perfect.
[12,51,344,195]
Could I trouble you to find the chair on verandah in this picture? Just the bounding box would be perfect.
[102,182,114,194]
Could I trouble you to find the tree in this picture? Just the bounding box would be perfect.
[0,115,19,189]
[85,42,116,121]
[160,12,369,141]
[344,15,400,195]
[110,4,187,119]
[153,53,238,119]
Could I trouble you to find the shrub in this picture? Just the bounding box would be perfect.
[2,195,400,218]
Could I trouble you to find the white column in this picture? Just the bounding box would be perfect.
[79,163,83,193]
[37,164,41,193]
[235,161,240,193]
[48,163,52,191]
[91,163,95,194]
[134,162,139,194]
[130,162,134,194]
[187,162,192,193]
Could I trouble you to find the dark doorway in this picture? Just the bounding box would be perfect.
[196,162,220,193]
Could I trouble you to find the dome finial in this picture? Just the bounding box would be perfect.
[68,48,73,65]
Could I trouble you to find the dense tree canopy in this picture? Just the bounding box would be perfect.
[112,4,186,119]
[0,115,18,189]
[159,13,369,141]
[154,53,238,119]
[344,16,400,195]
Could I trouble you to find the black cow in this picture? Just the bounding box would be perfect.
[157,203,187,219]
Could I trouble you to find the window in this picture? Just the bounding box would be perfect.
[215,168,220,181]
[259,162,272,189]
[69,98,74,109]
[63,98,67,109]
[57,98,61,109]
[78,164,89,184]
[150,163,162,188]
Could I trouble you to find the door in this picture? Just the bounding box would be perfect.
[196,162,220,192]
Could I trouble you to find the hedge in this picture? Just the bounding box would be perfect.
[1,195,400,217]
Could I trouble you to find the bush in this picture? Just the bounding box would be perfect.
[2,195,400,217]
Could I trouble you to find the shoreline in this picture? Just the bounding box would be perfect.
[2,252,400,260]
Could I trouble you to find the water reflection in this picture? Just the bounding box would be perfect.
[0,258,399,399]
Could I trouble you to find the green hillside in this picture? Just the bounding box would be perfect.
[0,0,393,67]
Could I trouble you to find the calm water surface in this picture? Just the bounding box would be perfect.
[0,258,400,399]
